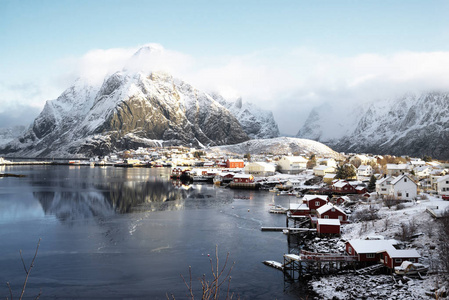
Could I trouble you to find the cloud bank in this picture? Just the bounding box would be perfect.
[2,44,449,135]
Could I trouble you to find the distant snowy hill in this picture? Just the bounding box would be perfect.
[212,95,280,139]
[212,137,342,159]
[297,92,449,159]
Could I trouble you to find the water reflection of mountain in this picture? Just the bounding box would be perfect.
[35,190,114,221]
[30,168,233,221]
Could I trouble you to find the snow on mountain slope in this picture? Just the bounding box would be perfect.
[212,137,342,159]
[212,95,280,139]
[0,126,26,147]
[0,53,251,157]
[297,92,449,159]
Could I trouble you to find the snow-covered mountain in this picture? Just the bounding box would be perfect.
[212,95,280,139]
[0,45,284,158]
[0,125,26,147]
[212,137,342,159]
[297,92,449,159]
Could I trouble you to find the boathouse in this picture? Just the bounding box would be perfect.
[345,239,421,269]
[379,249,420,268]
[316,219,341,236]
[233,174,254,183]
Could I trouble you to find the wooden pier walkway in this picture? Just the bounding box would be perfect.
[261,227,316,232]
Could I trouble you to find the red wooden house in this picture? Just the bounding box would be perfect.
[226,159,245,169]
[356,186,368,194]
[171,167,190,178]
[332,180,356,194]
[316,204,349,223]
[331,196,350,205]
[233,174,254,183]
[379,249,420,268]
[317,218,341,236]
[302,195,329,215]
[345,239,421,269]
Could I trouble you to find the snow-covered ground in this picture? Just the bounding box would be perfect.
[309,194,449,299]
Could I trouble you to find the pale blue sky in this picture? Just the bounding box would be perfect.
[1,0,449,133]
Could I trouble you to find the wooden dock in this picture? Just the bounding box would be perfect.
[261,227,316,232]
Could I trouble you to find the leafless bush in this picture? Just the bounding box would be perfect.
[352,207,379,222]
[6,238,42,300]
[168,245,236,300]
[395,218,418,242]
[383,196,397,209]
[438,210,449,274]
[420,194,429,200]
[396,203,406,210]
[383,215,391,232]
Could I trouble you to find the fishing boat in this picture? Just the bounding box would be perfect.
[394,261,428,275]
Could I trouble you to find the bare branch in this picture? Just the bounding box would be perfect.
[7,281,13,300]
[19,238,41,300]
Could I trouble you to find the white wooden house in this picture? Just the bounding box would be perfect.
[386,164,410,176]
[244,162,275,176]
[313,165,336,177]
[277,156,308,174]
[357,165,373,177]
[376,174,417,200]
[436,175,449,196]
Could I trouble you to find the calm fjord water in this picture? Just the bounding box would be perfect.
[0,165,306,299]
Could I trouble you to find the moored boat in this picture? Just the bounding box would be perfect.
[394,261,428,275]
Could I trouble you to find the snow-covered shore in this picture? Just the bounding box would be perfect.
[309,194,449,299]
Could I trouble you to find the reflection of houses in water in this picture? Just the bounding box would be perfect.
[233,192,253,200]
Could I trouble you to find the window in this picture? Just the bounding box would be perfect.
[366,253,375,258]
[406,193,409,197]
[331,208,335,212]
[348,247,352,254]
[338,216,343,221]
[324,215,329,219]
[397,192,402,197]
[395,259,402,263]
[315,201,320,207]
[404,178,407,182]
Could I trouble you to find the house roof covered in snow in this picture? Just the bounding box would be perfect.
[303,195,328,202]
[347,239,400,254]
[386,164,409,170]
[316,204,346,215]
[391,174,416,186]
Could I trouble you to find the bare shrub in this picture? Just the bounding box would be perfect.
[383,196,396,209]
[383,215,391,232]
[352,207,379,222]
[438,210,449,273]
[396,203,406,210]
[6,238,42,300]
[168,245,236,300]
[395,218,418,242]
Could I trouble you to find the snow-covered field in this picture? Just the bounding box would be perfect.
[309,194,449,299]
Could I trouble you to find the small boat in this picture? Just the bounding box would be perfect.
[394,261,428,275]
[269,205,288,214]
